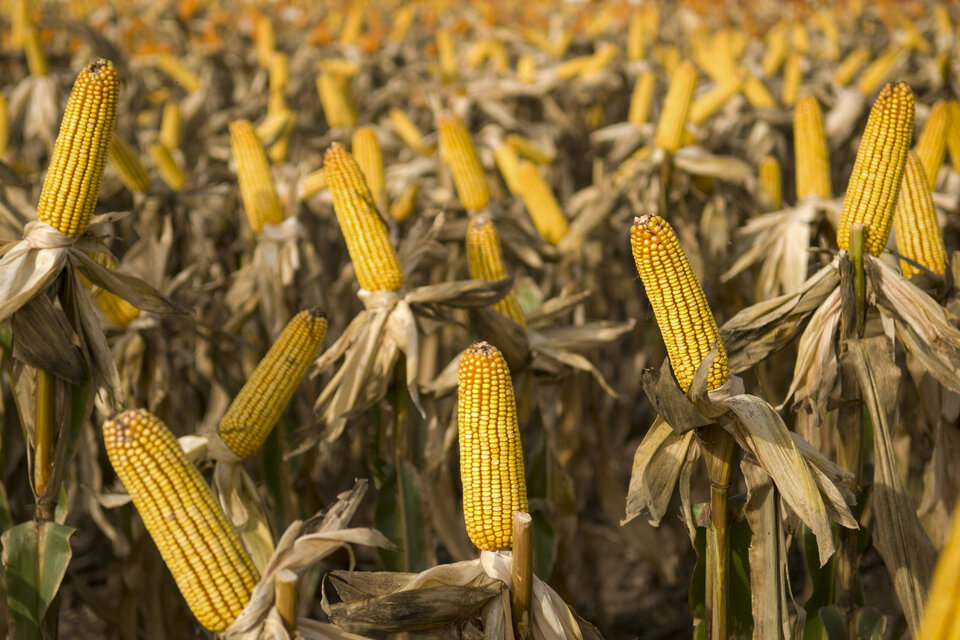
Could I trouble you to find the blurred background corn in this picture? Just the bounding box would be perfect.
[148,142,186,191]
[654,60,697,152]
[781,54,802,107]
[229,120,284,233]
[894,152,946,279]
[834,46,869,86]
[793,95,831,200]
[389,108,427,154]
[389,182,418,221]
[915,100,949,189]
[159,101,181,151]
[95,288,142,328]
[857,45,904,95]
[758,155,782,211]
[154,54,201,93]
[466,217,526,329]
[438,112,490,211]
[317,72,357,128]
[352,127,387,213]
[689,75,744,125]
[515,161,568,245]
[628,70,656,126]
[917,497,960,640]
[108,134,151,193]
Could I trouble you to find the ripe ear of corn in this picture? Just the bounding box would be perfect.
[148,142,186,191]
[742,75,776,109]
[654,61,697,152]
[760,22,788,76]
[95,288,142,327]
[833,46,869,86]
[229,120,284,233]
[23,27,49,77]
[781,54,802,107]
[917,497,960,640]
[837,82,914,256]
[159,101,181,151]
[758,155,782,211]
[36,59,119,238]
[894,152,946,279]
[457,342,528,552]
[255,14,275,67]
[103,409,259,631]
[516,54,536,83]
[300,168,327,200]
[494,144,522,195]
[515,161,568,245]
[915,100,949,189]
[437,112,490,211]
[0,94,8,157]
[436,27,457,82]
[389,182,419,221]
[793,95,831,200]
[631,214,728,391]
[857,46,904,95]
[108,134,151,193]
[627,11,645,61]
[946,101,960,175]
[388,108,426,154]
[352,127,386,212]
[466,217,526,329]
[154,54,201,93]
[628,70,656,126]
[324,142,404,292]
[219,308,327,458]
[316,72,357,128]
[505,134,551,165]
[689,75,744,125]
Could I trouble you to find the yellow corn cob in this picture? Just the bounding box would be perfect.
[103,409,259,631]
[388,4,416,43]
[781,54,802,107]
[11,0,28,47]
[631,214,728,391]
[857,46,905,95]
[36,59,118,238]
[324,142,404,292]
[655,45,680,74]
[900,17,930,53]
[934,5,952,39]
[148,143,186,191]
[159,101,181,151]
[316,58,361,77]
[219,308,328,458]
[791,21,809,55]
[0,94,7,157]
[579,43,618,78]
[487,41,509,73]
[554,56,590,81]
[689,76,744,125]
[316,72,357,129]
[23,26,48,77]
[339,4,364,45]
[917,496,960,640]
[628,70,655,127]
[515,161,568,245]
[915,100,949,190]
[268,52,288,116]
[95,288,141,327]
[812,11,840,61]
[627,11,645,61]
[833,46,869,87]
[255,109,295,147]
[154,54,201,93]
[436,27,457,82]
[466,217,526,329]
[793,95,831,201]
[389,182,418,221]
[613,145,653,187]
[742,75,776,109]
[947,101,960,175]
[516,54,536,83]
[457,342,528,552]
[300,168,326,200]
[641,3,659,40]
[255,14,274,67]
[505,134,552,165]
[654,61,698,152]
[837,82,914,255]
[760,23,788,76]
[352,127,386,212]
[894,152,946,279]
[584,5,615,39]
[758,155,782,211]
[229,120,283,233]
[388,108,426,154]
[108,134,150,193]
[438,112,490,211]
[494,144,522,195]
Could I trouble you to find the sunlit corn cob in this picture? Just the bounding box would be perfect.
[108,134,150,193]
[229,120,283,233]
[11,0,28,47]
[758,156,781,211]
[300,168,326,200]
[917,497,960,640]
[742,75,776,109]
[23,27,48,76]
[915,101,949,190]
[268,52,288,116]
[516,54,536,83]
[515,161,568,245]
[812,11,839,60]
[36,59,118,238]
[219,308,327,458]
[554,56,590,81]
[0,94,7,157]
[352,127,386,212]
[316,72,357,128]
[316,58,361,77]
[159,101,181,151]
[833,46,869,87]
[628,70,655,126]
[793,95,831,200]
[781,54,802,107]
[148,143,186,191]
[255,14,274,67]
[947,101,960,175]
[436,27,457,82]
[465,40,493,69]
[837,82,914,255]
[466,217,526,329]
[578,43,618,77]
[630,214,728,391]
[388,108,426,154]
[655,46,680,74]
[689,75,744,125]
[894,152,946,279]
[388,4,416,42]
[494,144,522,195]
[389,182,418,221]
[339,4,364,45]
[103,409,259,631]
[505,134,551,165]
[654,61,697,152]
[438,112,490,211]
[760,22,788,76]
[95,288,141,327]
[324,142,403,292]
[791,21,810,54]
[857,46,904,95]
[154,54,201,93]
[457,342,528,552]
[900,17,930,53]
[627,11,645,61]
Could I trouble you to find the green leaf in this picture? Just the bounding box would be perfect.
[818,605,848,640]
[375,459,427,573]
[531,509,556,580]
[855,607,885,640]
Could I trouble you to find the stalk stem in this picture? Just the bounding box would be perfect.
[34,368,55,522]
[699,423,735,640]
[511,512,533,640]
[274,569,298,632]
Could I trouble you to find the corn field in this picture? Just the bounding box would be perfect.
[2,1,960,639]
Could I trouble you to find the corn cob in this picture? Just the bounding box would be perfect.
[554,56,590,81]
[857,46,904,95]
[515,161,568,245]
[324,142,403,292]
[352,127,386,212]
[494,144,522,195]
[36,59,118,238]
[465,40,493,69]
[148,143,186,191]
[0,94,7,157]
[316,72,357,129]
[23,26,49,77]
[655,46,680,74]
[654,61,697,152]
[689,75,744,125]
[793,95,831,201]
[229,120,283,233]
[781,54,802,107]
[915,100,949,190]
[154,54,201,93]
[758,155,782,211]
[579,43,618,78]
[95,288,142,327]
[917,497,960,640]
[300,168,326,200]
[791,21,810,54]
[438,112,490,211]
[516,54,536,83]
[339,4,364,45]
[389,182,418,222]
[837,82,914,256]
[466,217,526,329]
[742,75,776,109]
[388,4,416,43]
[255,14,274,67]
[457,342,528,552]
[812,11,839,61]
[219,308,327,458]
[103,409,259,631]
[627,11,645,61]
[108,134,151,193]
[316,58,361,77]
[268,52,288,116]
[947,101,960,175]
[159,101,181,151]
[760,22,788,76]
[628,70,656,127]
[11,0,28,47]
[894,152,946,279]
[833,46,869,87]
[631,214,728,391]
[436,27,457,82]
[388,108,426,154]
[505,134,552,165]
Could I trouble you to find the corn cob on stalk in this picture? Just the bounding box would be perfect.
[108,134,151,193]
[352,127,386,212]
[627,11,645,61]
[833,46,869,87]
[219,308,327,458]
[837,82,914,255]
[159,101,181,151]
[781,54,802,107]
[631,214,728,391]
[494,143,522,195]
[793,95,831,200]
[742,75,776,109]
[324,142,403,292]
[95,288,142,327]
[316,72,357,128]
[255,14,274,67]
[36,59,119,238]
[758,155,782,211]
[339,4,364,45]
[437,112,490,211]
[300,168,326,200]
[388,4,416,42]
[436,27,457,82]
[0,94,7,157]
[229,120,284,233]
[103,409,259,631]
[947,101,960,175]
[894,152,946,278]
[505,134,551,165]
[857,46,904,95]
[516,54,536,83]
[154,54,201,93]
[654,61,697,152]
[268,52,288,116]
[23,26,48,76]
[689,75,744,125]
[655,46,680,74]
[515,161,568,245]
[915,100,949,189]
[458,342,528,551]
[760,23,788,76]
[388,108,427,154]
[389,182,418,221]
[628,70,656,126]
[316,58,361,77]
[917,497,960,640]
[148,142,186,191]
[466,217,526,329]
